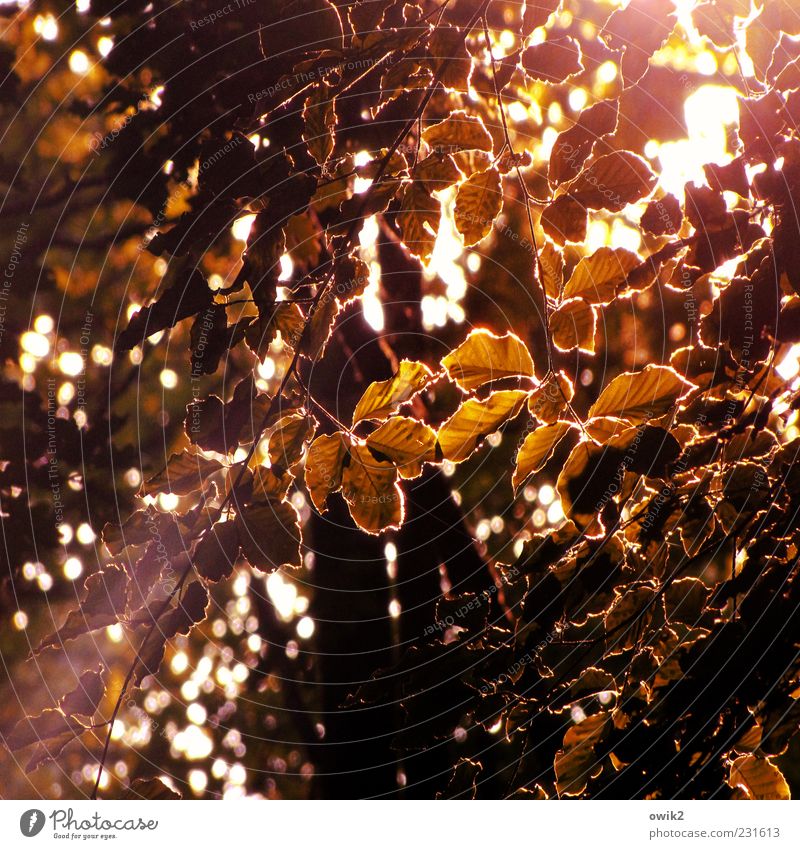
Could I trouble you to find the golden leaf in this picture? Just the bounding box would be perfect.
[413,153,462,191]
[438,390,528,463]
[554,713,610,797]
[441,328,534,391]
[588,365,696,424]
[513,421,574,492]
[268,413,316,469]
[341,442,404,533]
[301,295,340,361]
[398,181,441,260]
[352,360,433,424]
[422,109,493,152]
[539,239,564,299]
[528,370,574,423]
[454,166,503,246]
[562,246,641,305]
[304,432,348,513]
[541,194,587,246]
[366,416,437,479]
[550,297,597,353]
[584,416,629,443]
[729,755,791,800]
[569,151,657,212]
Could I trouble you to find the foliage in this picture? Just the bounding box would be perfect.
[2,0,800,800]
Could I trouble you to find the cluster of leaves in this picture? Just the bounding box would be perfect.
[4,0,800,800]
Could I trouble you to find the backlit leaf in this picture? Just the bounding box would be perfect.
[422,110,493,152]
[5,709,87,751]
[398,181,441,260]
[441,329,534,391]
[142,450,222,497]
[541,194,587,245]
[305,432,348,512]
[366,416,437,479]
[59,666,106,718]
[438,390,528,463]
[303,82,335,167]
[729,755,791,800]
[539,239,564,298]
[550,297,597,353]
[528,371,574,423]
[513,421,574,492]
[194,520,240,582]
[269,413,316,469]
[341,442,404,533]
[521,36,583,83]
[554,713,610,797]
[36,565,128,652]
[454,166,503,246]
[569,151,657,212]
[237,500,302,572]
[588,365,696,424]
[352,360,433,424]
[562,247,641,305]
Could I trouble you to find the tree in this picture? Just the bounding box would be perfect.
[1,0,800,801]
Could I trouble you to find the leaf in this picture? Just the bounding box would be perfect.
[454,166,503,246]
[513,421,574,492]
[729,755,791,800]
[143,449,222,497]
[352,360,433,424]
[237,500,302,572]
[303,82,335,167]
[539,239,564,299]
[427,25,473,92]
[413,153,462,191]
[59,666,106,718]
[528,371,574,424]
[115,263,212,352]
[663,577,709,625]
[194,520,240,582]
[562,247,641,305]
[341,442,404,533]
[123,777,182,800]
[366,416,437,479]
[398,181,441,260]
[438,390,528,463]
[588,365,696,424]
[422,110,493,152]
[441,329,534,391]
[269,413,316,469]
[554,713,610,797]
[334,255,371,303]
[521,36,584,83]
[305,432,348,512]
[569,151,658,212]
[251,465,292,501]
[549,98,619,186]
[584,416,629,443]
[541,194,587,245]
[550,297,597,353]
[301,295,340,361]
[5,709,87,751]
[36,565,128,652]
[131,583,209,683]
[640,193,684,236]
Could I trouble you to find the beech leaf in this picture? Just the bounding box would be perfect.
[441,329,534,391]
